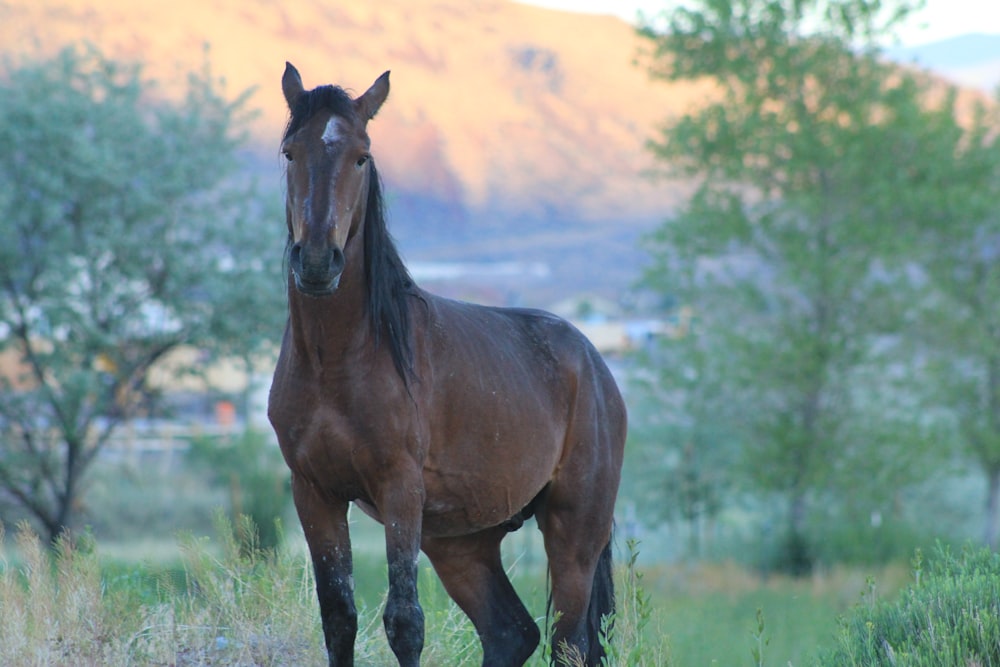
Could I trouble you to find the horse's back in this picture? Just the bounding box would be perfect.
[421,295,619,410]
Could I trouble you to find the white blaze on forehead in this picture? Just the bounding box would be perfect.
[322,116,344,144]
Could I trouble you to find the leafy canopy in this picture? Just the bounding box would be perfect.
[0,45,284,540]
[636,0,948,562]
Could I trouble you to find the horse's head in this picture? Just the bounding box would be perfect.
[280,63,389,297]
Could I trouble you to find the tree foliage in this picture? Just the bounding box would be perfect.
[902,96,1000,548]
[627,318,741,558]
[635,0,972,566]
[0,46,284,542]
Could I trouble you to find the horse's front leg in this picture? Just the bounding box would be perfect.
[378,477,426,667]
[292,475,356,667]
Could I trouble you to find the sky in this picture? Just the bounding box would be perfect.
[520,0,1000,47]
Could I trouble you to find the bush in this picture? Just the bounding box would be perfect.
[185,429,291,552]
[806,515,952,568]
[750,515,950,577]
[820,545,1000,666]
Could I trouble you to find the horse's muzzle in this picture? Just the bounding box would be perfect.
[289,242,345,297]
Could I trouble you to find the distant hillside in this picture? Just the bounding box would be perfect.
[886,33,1000,92]
[3,2,993,307]
[1,0,705,305]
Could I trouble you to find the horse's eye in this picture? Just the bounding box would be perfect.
[283,151,293,162]
[356,154,369,168]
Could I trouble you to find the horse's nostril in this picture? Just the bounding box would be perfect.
[289,243,303,269]
[330,246,345,274]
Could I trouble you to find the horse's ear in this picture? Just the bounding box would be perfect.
[282,62,305,110]
[356,71,390,122]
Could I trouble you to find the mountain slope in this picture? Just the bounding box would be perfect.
[2,0,697,303]
[8,3,988,305]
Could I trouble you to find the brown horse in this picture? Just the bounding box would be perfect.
[268,63,626,667]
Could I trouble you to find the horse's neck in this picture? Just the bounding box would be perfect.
[287,268,370,369]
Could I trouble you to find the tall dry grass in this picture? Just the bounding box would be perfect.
[0,517,670,666]
[1,521,122,665]
[0,516,325,666]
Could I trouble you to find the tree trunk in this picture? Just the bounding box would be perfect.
[782,486,816,575]
[789,488,808,537]
[985,466,1000,551]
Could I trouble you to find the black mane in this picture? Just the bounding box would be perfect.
[362,159,418,383]
[284,85,418,384]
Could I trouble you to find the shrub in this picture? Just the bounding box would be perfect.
[820,545,1000,666]
[185,428,290,552]
[806,515,951,568]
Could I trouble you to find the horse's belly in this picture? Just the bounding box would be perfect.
[419,462,551,537]
[353,493,538,538]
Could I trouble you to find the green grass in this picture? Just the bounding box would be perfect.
[658,585,842,664]
[1,513,923,667]
[613,558,910,667]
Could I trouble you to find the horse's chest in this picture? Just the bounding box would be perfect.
[274,405,354,482]
[271,382,415,503]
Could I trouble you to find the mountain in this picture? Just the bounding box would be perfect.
[1,0,699,306]
[4,2,992,308]
[886,33,1000,92]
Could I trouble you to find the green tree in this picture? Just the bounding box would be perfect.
[0,46,284,543]
[637,0,946,568]
[899,95,1000,549]
[628,320,741,558]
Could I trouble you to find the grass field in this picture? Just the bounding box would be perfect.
[650,562,910,665]
[0,508,914,667]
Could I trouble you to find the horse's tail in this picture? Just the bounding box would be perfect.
[587,537,616,662]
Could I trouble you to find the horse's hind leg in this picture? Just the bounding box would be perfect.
[423,527,540,666]
[538,493,617,667]
[539,359,625,666]
[538,433,622,665]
